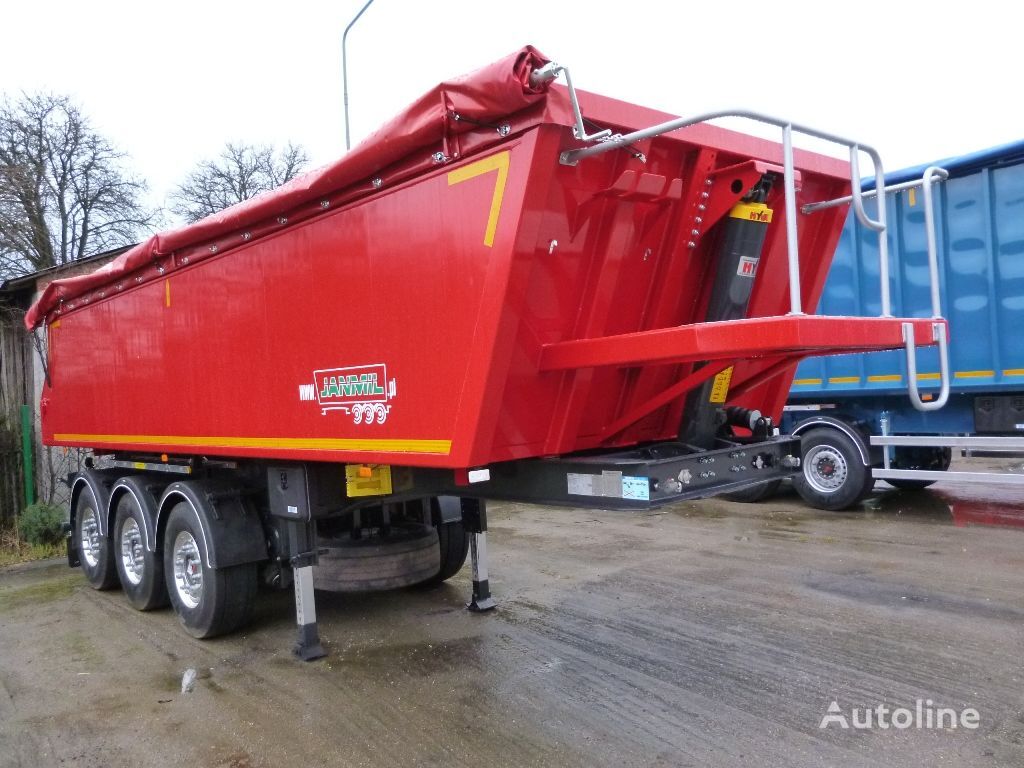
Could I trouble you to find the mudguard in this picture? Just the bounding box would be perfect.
[107,475,165,554]
[157,479,268,569]
[791,415,872,466]
[436,496,464,524]
[69,469,120,537]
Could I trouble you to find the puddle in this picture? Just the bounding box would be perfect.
[806,575,1024,621]
[325,634,485,677]
[936,487,1024,531]
[867,483,1024,531]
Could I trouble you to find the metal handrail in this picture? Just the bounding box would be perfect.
[903,322,950,412]
[804,166,949,319]
[808,165,950,411]
[530,62,612,143]
[920,166,946,319]
[545,83,890,317]
[537,62,951,413]
[801,168,948,214]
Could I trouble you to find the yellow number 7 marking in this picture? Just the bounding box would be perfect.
[446,150,510,248]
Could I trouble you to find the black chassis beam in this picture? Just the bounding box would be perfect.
[258,437,802,515]
[102,438,801,517]
[471,436,801,510]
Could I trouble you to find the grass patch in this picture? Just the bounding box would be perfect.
[0,573,79,612]
[0,522,66,568]
[62,629,103,666]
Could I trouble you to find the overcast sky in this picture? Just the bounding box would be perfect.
[2,1,1016,220]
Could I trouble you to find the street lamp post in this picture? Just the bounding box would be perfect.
[342,0,376,151]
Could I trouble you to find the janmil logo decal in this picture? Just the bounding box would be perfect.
[299,363,397,424]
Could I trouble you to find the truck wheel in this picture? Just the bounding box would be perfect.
[163,502,256,639]
[75,484,120,590]
[113,493,168,611]
[722,479,782,503]
[793,428,874,511]
[886,447,952,490]
[315,524,442,592]
[429,520,469,583]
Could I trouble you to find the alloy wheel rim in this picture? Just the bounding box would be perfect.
[172,531,203,609]
[805,445,848,494]
[119,517,145,586]
[80,507,101,568]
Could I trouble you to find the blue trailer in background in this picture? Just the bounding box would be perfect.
[781,140,1024,509]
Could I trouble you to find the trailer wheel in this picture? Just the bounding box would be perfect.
[428,520,469,584]
[315,524,442,592]
[793,428,874,511]
[163,502,256,639]
[113,493,168,611]
[75,484,119,590]
[722,479,782,503]
[886,447,952,490]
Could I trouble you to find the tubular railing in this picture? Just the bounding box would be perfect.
[533,63,950,413]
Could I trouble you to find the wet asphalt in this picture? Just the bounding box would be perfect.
[1,459,1022,767]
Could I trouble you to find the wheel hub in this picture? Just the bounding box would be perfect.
[119,517,145,586]
[805,445,848,494]
[172,531,203,609]
[79,507,101,568]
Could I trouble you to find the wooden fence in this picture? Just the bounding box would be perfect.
[0,423,24,522]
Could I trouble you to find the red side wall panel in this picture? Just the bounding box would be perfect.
[42,91,856,470]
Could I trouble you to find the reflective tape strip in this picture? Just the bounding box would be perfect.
[54,433,452,455]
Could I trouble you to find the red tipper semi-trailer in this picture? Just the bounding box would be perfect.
[26,47,947,659]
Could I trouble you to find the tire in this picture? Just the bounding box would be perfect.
[163,502,256,639]
[722,479,782,503]
[430,520,469,583]
[113,492,168,611]
[315,523,441,592]
[793,427,874,511]
[886,479,935,491]
[74,484,119,590]
[886,447,952,490]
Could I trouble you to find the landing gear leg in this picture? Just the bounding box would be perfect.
[462,499,496,612]
[289,520,326,661]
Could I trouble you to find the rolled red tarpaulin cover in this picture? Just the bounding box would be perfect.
[25,45,552,330]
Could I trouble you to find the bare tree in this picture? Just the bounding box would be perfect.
[171,142,309,223]
[0,92,155,279]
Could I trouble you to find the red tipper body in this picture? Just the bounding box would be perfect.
[29,47,940,469]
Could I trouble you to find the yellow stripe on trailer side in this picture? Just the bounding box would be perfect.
[446,150,511,248]
[54,433,452,455]
[954,370,995,379]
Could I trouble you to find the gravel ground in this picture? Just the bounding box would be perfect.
[1,463,1022,767]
